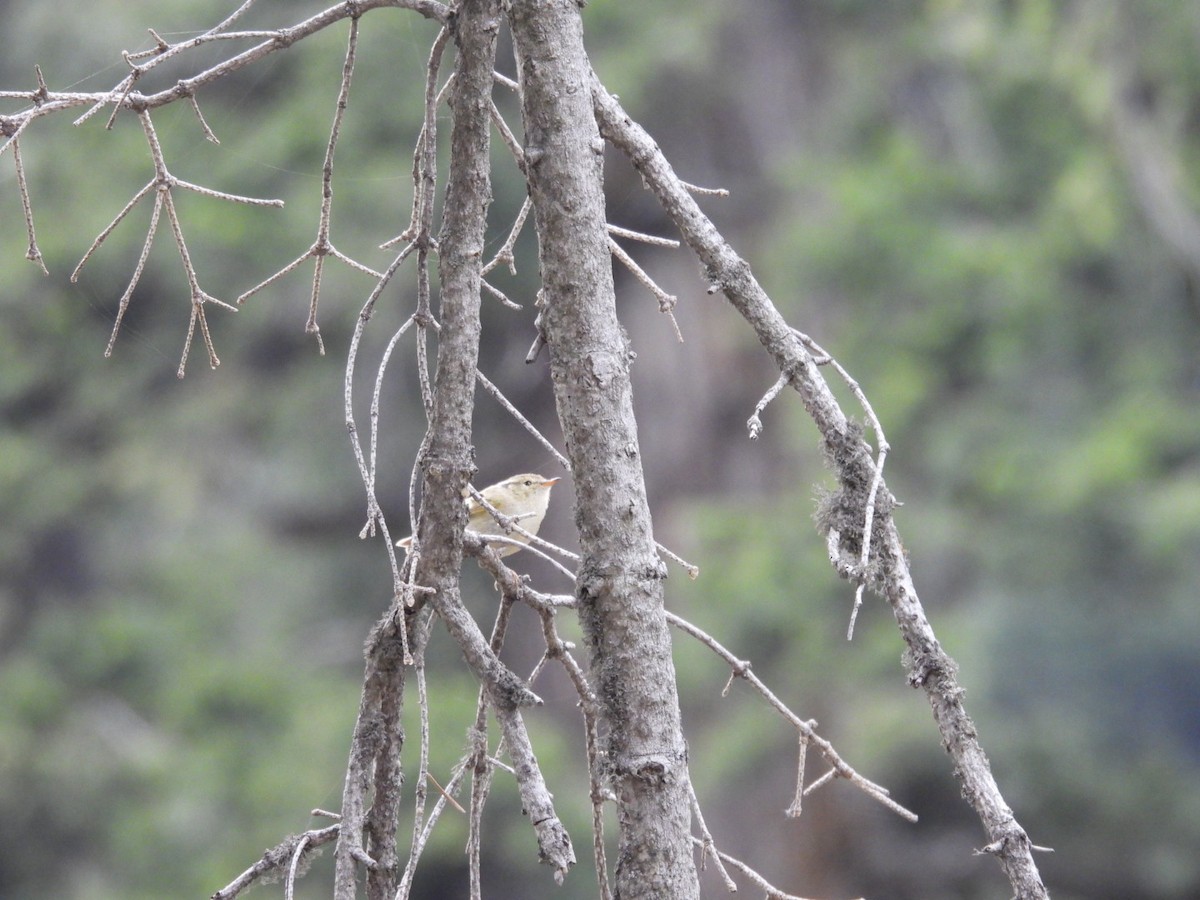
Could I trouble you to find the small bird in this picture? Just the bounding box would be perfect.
[397,474,560,558]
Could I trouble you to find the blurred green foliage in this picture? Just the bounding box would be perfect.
[2,1,1199,899]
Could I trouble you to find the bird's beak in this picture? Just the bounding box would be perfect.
[544,477,561,486]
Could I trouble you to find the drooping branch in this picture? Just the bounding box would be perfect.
[591,72,1050,900]
[0,1,450,136]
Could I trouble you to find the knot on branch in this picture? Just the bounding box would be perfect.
[365,607,420,665]
[30,65,50,106]
[492,665,542,711]
[902,644,960,691]
[975,823,1034,860]
[611,748,687,784]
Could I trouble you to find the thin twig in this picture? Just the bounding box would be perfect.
[284,831,311,900]
[689,837,847,900]
[425,770,466,815]
[686,777,737,891]
[394,25,452,245]
[101,186,161,358]
[11,138,47,274]
[232,17,383,320]
[607,223,680,248]
[462,593,517,900]
[680,180,730,197]
[475,368,572,470]
[785,735,809,818]
[747,371,789,440]
[488,97,525,169]
[607,235,683,342]
[188,95,220,143]
[655,540,700,579]
[480,277,521,309]
[665,609,917,822]
[482,195,531,276]
[396,757,469,899]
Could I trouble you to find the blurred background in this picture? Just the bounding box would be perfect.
[3,1,1199,898]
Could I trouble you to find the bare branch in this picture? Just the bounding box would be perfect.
[607,223,680,248]
[469,544,604,894]
[488,96,526,169]
[785,735,809,819]
[594,73,1048,898]
[480,277,521,309]
[497,697,577,882]
[509,7,700,894]
[389,25,453,247]
[187,95,220,143]
[72,180,156,284]
[655,540,700,579]
[607,235,683,341]
[680,180,729,197]
[689,837,848,900]
[686,777,737,892]
[236,15,385,354]
[2,2,449,132]
[66,109,284,369]
[401,634,435,887]
[747,371,789,440]
[482,195,531,276]
[212,823,340,900]
[748,328,894,639]
[476,368,572,470]
[664,609,916,823]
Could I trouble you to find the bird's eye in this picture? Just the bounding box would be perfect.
[524,479,534,486]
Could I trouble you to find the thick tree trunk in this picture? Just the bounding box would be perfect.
[507,1,699,897]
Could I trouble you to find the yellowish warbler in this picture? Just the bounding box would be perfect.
[397,474,560,557]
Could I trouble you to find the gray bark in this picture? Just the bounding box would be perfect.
[508,2,700,897]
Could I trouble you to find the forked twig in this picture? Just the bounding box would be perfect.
[68,110,281,373]
[608,234,683,341]
[665,610,917,822]
[237,15,385,354]
[689,837,848,900]
[687,777,736,891]
[482,195,532,276]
